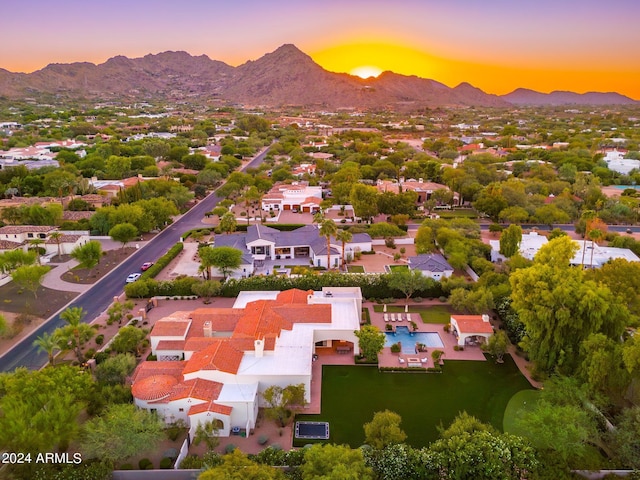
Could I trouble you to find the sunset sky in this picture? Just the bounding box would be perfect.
[5,0,640,98]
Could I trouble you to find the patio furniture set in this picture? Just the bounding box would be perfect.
[384,313,412,322]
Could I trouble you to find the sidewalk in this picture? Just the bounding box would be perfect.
[41,259,92,293]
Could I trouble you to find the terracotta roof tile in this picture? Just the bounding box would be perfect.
[188,400,233,416]
[190,308,244,333]
[184,337,219,352]
[152,316,192,337]
[168,378,223,402]
[451,315,494,334]
[274,289,312,305]
[156,340,186,351]
[132,374,178,401]
[131,360,186,384]
[183,340,244,375]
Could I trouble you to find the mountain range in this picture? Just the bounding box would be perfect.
[0,44,636,108]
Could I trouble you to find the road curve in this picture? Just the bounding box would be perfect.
[0,147,272,372]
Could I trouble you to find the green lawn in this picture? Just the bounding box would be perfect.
[372,304,452,324]
[502,389,540,436]
[387,264,409,272]
[347,265,365,273]
[295,355,533,448]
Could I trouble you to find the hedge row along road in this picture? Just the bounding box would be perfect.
[0,145,273,372]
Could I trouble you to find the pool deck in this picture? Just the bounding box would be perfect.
[368,301,489,369]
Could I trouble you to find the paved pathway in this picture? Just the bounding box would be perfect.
[41,259,92,293]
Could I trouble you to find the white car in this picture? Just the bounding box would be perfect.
[126,273,141,283]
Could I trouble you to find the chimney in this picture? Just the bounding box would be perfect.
[418,178,423,183]
[482,314,490,323]
[203,321,212,337]
[399,176,405,183]
[254,338,264,358]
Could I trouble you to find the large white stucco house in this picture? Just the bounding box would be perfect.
[131,287,362,440]
[261,182,323,213]
[489,231,639,267]
[214,224,372,271]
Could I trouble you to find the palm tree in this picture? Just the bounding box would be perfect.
[580,210,596,269]
[33,331,60,366]
[28,239,45,265]
[49,231,63,258]
[319,219,337,270]
[59,306,93,363]
[588,229,604,269]
[336,229,353,271]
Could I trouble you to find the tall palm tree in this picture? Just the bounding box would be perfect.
[319,219,337,270]
[588,229,604,269]
[49,231,63,258]
[33,332,60,366]
[580,210,596,269]
[59,306,93,363]
[28,239,45,265]
[336,229,353,271]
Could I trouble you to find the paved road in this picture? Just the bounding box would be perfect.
[0,147,272,372]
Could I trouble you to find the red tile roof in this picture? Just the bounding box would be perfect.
[152,316,191,337]
[131,361,186,384]
[274,289,313,305]
[183,340,244,375]
[168,377,223,402]
[451,315,494,334]
[188,400,233,416]
[156,340,186,351]
[190,308,244,332]
[132,374,179,401]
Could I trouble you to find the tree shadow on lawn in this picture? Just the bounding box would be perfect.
[295,353,534,448]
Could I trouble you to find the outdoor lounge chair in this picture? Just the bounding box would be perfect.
[384,313,389,322]
[398,357,405,364]
[390,313,396,322]
[406,313,412,322]
[421,358,428,363]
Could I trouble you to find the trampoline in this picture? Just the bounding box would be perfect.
[295,421,329,439]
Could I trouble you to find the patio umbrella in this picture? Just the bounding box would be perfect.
[405,304,409,313]
[383,304,387,312]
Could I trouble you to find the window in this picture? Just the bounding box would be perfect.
[179,408,184,412]
[27,233,34,238]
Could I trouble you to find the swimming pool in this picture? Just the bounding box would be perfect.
[295,421,329,439]
[613,185,640,189]
[385,326,444,354]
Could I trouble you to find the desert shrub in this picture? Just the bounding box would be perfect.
[95,334,104,345]
[159,457,172,469]
[390,343,401,353]
[179,455,202,469]
[258,435,269,445]
[385,237,397,249]
[225,444,237,454]
[138,458,153,470]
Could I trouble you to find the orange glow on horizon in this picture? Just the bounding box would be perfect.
[350,66,383,79]
[309,41,640,98]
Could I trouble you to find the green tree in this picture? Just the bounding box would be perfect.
[579,333,629,406]
[427,413,539,480]
[218,212,237,234]
[386,268,431,304]
[484,329,509,363]
[94,353,137,385]
[262,384,306,427]
[109,222,138,250]
[499,224,522,258]
[589,259,640,315]
[363,410,407,450]
[198,449,285,480]
[193,420,221,451]
[80,404,164,464]
[49,231,63,258]
[319,218,338,269]
[57,306,95,363]
[106,299,134,326]
[302,444,374,480]
[191,280,221,303]
[71,240,102,268]
[510,236,629,375]
[415,226,437,253]
[33,331,60,366]
[111,325,147,355]
[336,228,353,270]
[350,183,379,222]
[607,406,640,469]
[354,325,386,361]
[0,366,93,454]
[199,246,243,280]
[11,264,49,299]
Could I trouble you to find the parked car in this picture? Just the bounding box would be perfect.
[126,273,141,283]
[140,262,154,271]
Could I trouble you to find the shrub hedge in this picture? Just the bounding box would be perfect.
[140,242,184,281]
[126,271,445,300]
